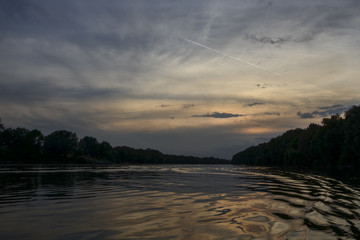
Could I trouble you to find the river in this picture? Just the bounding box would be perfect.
[0,165,359,239]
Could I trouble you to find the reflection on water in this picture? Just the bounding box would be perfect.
[0,165,359,239]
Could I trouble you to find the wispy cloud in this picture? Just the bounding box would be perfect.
[183,104,195,109]
[247,102,264,107]
[160,104,172,108]
[318,104,343,110]
[254,83,268,89]
[264,112,281,116]
[191,112,244,119]
[244,34,291,46]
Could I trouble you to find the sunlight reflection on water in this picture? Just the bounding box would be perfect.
[0,165,359,239]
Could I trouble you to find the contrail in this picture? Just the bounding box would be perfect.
[183,38,281,77]
[326,90,337,95]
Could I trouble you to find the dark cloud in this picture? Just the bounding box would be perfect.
[297,105,349,119]
[245,34,291,45]
[191,112,244,119]
[247,102,264,107]
[264,112,281,116]
[160,104,172,108]
[237,1,360,46]
[318,104,343,110]
[0,81,123,104]
[183,104,195,109]
[297,112,315,119]
[254,83,267,89]
[160,104,195,109]
[251,112,281,117]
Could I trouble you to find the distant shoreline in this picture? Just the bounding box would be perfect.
[0,122,229,165]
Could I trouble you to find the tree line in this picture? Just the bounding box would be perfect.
[0,122,228,164]
[232,105,360,169]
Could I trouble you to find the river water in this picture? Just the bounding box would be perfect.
[0,165,359,240]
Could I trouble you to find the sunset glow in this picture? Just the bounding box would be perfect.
[1,0,359,158]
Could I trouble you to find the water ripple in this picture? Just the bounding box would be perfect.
[0,165,359,239]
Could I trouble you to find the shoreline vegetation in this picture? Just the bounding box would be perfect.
[0,121,228,165]
[231,105,360,170]
[1,105,359,168]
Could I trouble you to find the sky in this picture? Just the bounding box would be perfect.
[1,0,360,159]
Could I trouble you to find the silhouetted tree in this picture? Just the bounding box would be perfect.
[0,118,4,130]
[341,106,360,166]
[78,136,99,158]
[43,130,78,162]
[0,128,43,163]
[0,121,228,164]
[98,141,115,162]
[232,105,360,169]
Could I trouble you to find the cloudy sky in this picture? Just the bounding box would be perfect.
[1,0,360,159]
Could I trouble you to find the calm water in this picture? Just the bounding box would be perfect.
[0,165,359,240]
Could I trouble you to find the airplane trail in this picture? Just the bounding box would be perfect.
[326,90,337,95]
[183,38,281,77]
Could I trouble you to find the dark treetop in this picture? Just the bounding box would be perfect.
[232,105,360,170]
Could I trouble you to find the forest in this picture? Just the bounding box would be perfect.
[0,121,228,164]
[232,105,360,169]
[3,105,359,167]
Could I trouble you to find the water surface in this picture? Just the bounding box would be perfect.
[0,165,359,239]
